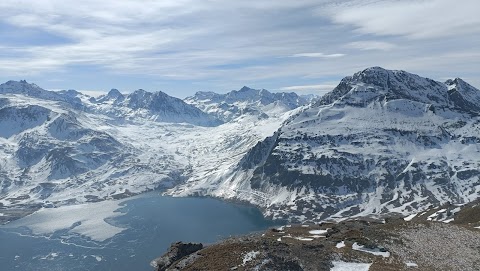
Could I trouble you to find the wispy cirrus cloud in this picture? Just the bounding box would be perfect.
[0,0,478,96]
[345,41,396,51]
[325,0,480,39]
[290,52,345,58]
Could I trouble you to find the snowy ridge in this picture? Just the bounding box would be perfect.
[0,80,85,110]
[90,88,222,127]
[185,86,308,122]
[171,67,480,222]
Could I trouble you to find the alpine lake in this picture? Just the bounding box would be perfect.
[0,192,280,271]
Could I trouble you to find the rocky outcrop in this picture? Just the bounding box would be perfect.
[149,202,480,271]
[150,242,203,271]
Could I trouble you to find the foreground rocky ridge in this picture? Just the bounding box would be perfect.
[152,201,480,271]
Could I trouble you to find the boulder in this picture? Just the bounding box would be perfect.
[150,242,203,271]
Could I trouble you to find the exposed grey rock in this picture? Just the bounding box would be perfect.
[150,242,203,271]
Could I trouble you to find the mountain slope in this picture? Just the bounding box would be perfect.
[170,67,480,222]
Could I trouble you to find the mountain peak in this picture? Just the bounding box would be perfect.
[360,66,388,74]
[239,86,254,92]
[0,80,54,99]
[318,67,451,107]
[120,88,222,126]
[188,91,221,101]
[107,88,122,98]
[445,77,480,112]
[185,86,307,122]
[351,66,392,86]
[133,88,148,95]
[104,88,125,103]
[445,77,477,91]
[1,80,43,92]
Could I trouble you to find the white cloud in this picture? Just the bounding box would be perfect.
[0,0,478,94]
[290,53,345,58]
[326,0,480,39]
[345,41,396,51]
[0,0,331,78]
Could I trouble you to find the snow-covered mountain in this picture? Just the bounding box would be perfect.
[170,67,480,222]
[0,81,294,213]
[185,86,308,122]
[0,91,187,209]
[90,88,221,127]
[1,69,479,224]
[0,80,85,110]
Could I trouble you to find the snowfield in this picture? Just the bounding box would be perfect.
[330,261,371,271]
[352,242,390,258]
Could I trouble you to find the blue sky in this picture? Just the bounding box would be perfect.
[0,0,479,98]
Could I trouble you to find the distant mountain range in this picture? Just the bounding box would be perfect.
[185,86,309,122]
[91,88,221,127]
[1,67,479,223]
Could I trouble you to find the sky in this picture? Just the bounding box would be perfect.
[0,0,479,98]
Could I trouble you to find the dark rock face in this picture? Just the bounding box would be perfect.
[150,242,203,271]
[445,78,480,114]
